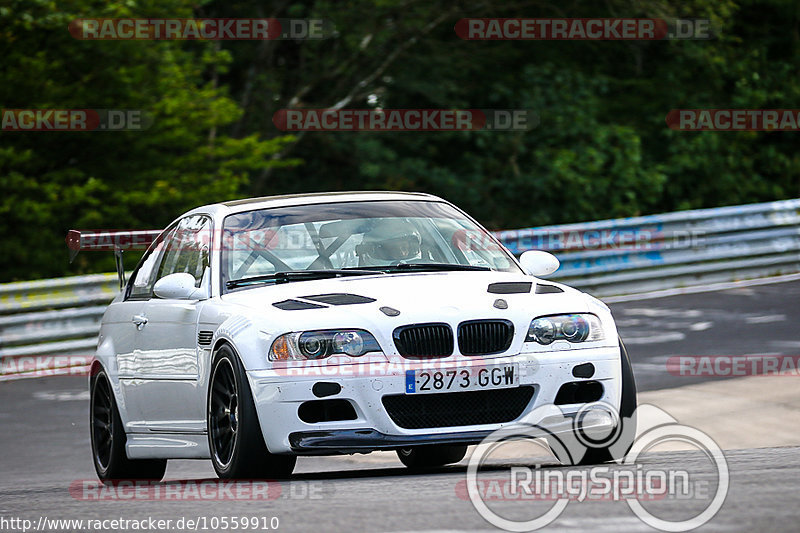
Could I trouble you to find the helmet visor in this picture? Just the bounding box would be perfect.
[371,234,420,261]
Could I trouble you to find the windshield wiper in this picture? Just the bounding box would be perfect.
[227,264,491,288]
[349,263,491,273]
[226,269,379,289]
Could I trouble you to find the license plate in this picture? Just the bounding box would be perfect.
[405,364,519,394]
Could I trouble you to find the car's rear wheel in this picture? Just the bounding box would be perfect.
[208,344,296,479]
[90,369,167,482]
[397,445,468,469]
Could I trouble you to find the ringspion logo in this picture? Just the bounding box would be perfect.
[465,403,729,531]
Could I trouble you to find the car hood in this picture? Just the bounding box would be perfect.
[219,270,590,328]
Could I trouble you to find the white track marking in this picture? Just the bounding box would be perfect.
[603,272,800,303]
[768,340,800,348]
[622,332,686,344]
[33,390,89,401]
[621,308,702,318]
[745,314,786,324]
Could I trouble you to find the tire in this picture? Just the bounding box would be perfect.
[397,445,468,469]
[208,344,296,479]
[90,369,167,482]
[551,338,638,466]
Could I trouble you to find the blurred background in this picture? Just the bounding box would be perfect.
[3,5,800,530]
[2,0,799,281]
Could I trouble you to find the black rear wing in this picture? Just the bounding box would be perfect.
[66,229,163,289]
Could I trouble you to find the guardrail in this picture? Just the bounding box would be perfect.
[0,274,117,359]
[494,198,800,296]
[1,198,799,362]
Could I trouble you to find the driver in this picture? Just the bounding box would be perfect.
[357,220,423,265]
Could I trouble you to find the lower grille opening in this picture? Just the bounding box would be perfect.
[554,381,604,405]
[382,386,536,429]
[298,399,357,423]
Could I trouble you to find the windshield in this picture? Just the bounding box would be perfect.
[221,200,521,290]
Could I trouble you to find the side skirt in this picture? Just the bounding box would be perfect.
[126,433,211,459]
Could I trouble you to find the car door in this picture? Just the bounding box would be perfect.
[131,215,211,433]
[117,225,177,432]
[101,298,146,424]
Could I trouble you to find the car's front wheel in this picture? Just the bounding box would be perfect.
[549,338,638,466]
[90,369,167,482]
[397,445,468,469]
[208,345,296,479]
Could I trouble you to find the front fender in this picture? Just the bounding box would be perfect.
[210,315,270,372]
[92,328,132,426]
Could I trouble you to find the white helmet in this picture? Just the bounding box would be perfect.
[359,220,422,263]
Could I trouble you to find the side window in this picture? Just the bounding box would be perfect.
[127,226,177,300]
[155,215,211,290]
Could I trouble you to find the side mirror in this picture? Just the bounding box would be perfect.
[153,272,200,300]
[519,250,560,277]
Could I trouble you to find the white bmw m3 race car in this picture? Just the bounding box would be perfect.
[77,191,636,481]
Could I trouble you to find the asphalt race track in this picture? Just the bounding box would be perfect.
[610,278,800,391]
[1,280,799,532]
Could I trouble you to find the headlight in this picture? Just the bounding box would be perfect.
[269,329,381,361]
[526,314,604,345]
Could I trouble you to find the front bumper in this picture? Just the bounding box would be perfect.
[247,345,622,454]
[288,428,495,453]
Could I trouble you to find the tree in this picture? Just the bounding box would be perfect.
[0,0,297,280]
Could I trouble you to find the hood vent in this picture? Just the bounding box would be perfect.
[487,282,532,294]
[301,293,376,305]
[535,283,564,294]
[273,299,327,310]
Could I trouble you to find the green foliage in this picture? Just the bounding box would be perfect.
[228,0,799,228]
[1,0,799,280]
[0,0,295,280]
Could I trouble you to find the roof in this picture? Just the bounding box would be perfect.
[177,191,447,221]
[220,190,438,208]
